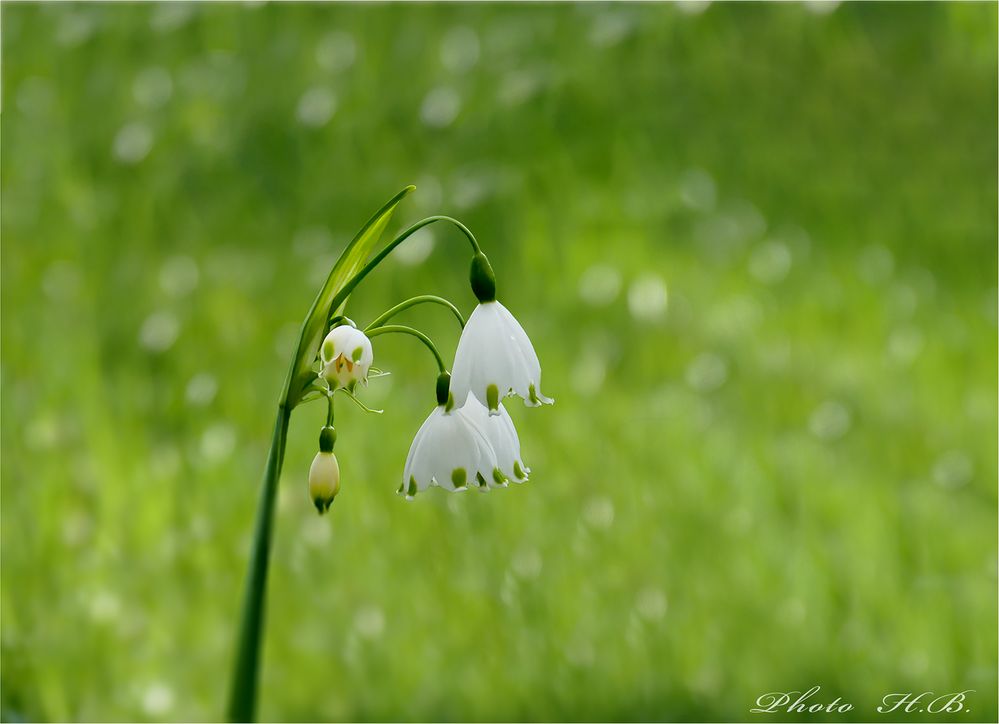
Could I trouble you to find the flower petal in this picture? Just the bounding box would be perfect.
[451,301,551,412]
[402,404,498,496]
[457,397,529,484]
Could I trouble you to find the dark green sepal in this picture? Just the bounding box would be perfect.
[436,372,452,407]
[319,426,336,452]
[470,252,496,302]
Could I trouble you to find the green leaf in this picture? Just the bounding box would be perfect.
[282,186,414,407]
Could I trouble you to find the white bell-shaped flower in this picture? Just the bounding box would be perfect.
[400,373,501,499]
[320,324,373,389]
[400,405,498,499]
[457,396,530,486]
[450,300,553,414]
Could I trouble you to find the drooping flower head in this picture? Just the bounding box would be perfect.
[321,324,373,389]
[400,373,501,499]
[450,252,553,414]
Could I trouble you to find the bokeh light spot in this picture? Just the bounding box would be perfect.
[933,450,973,489]
[185,373,218,407]
[635,587,668,621]
[441,26,480,72]
[393,228,435,266]
[133,67,174,109]
[808,400,852,441]
[200,423,237,464]
[627,273,668,321]
[141,683,175,717]
[680,168,716,211]
[113,123,154,164]
[578,264,622,306]
[420,87,461,128]
[159,255,200,297]
[315,31,357,72]
[139,311,180,352]
[296,87,337,128]
[583,496,615,529]
[749,241,792,284]
[685,352,729,392]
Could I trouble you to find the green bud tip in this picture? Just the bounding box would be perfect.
[470,252,496,302]
[319,426,336,452]
[436,372,451,407]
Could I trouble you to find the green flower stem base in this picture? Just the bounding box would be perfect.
[227,403,291,722]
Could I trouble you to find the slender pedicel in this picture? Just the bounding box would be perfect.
[366,324,447,373]
[364,294,465,332]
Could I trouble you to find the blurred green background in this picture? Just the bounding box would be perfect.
[2,2,996,722]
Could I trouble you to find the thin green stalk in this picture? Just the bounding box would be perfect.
[366,324,447,372]
[325,392,335,426]
[364,295,465,332]
[227,403,291,722]
[323,217,480,329]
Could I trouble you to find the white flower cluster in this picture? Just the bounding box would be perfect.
[307,249,551,510]
[402,298,551,498]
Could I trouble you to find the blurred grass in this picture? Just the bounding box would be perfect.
[1,2,997,722]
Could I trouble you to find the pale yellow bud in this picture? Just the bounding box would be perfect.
[309,451,340,514]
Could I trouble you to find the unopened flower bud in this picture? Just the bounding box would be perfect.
[309,450,340,514]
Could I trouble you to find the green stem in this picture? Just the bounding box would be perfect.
[366,324,447,373]
[227,403,291,722]
[323,217,480,325]
[364,295,465,332]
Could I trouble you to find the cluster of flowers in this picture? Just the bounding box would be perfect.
[308,252,551,511]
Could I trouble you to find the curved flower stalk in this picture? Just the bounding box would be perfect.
[227,187,550,722]
[450,253,554,413]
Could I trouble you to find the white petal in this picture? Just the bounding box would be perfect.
[451,301,551,412]
[402,407,440,495]
[322,325,373,367]
[457,397,529,484]
[402,404,498,496]
[321,325,374,388]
